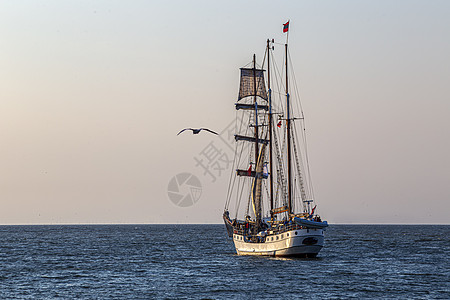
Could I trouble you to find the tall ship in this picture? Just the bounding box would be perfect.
[223,27,328,257]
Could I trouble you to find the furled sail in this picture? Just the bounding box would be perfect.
[234,134,269,145]
[251,144,266,226]
[235,103,268,111]
[238,68,268,101]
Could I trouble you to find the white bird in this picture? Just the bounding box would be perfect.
[177,128,218,136]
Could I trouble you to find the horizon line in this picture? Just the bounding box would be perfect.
[0,222,448,226]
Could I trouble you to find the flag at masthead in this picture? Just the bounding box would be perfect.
[283,21,289,33]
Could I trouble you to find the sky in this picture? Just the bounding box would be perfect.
[0,1,449,224]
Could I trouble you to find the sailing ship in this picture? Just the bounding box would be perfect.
[223,33,328,257]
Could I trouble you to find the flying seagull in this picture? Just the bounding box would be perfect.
[177,128,218,136]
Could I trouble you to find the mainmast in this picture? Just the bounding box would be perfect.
[267,39,274,219]
[285,43,293,216]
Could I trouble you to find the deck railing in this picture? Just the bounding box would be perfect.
[232,223,305,238]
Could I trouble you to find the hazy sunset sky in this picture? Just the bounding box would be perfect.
[1,1,449,224]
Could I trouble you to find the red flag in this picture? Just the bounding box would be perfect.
[247,165,252,176]
[283,21,289,33]
[277,121,282,128]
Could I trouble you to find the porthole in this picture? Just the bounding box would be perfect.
[295,231,298,235]
[276,236,279,240]
[302,237,318,245]
[287,233,289,237]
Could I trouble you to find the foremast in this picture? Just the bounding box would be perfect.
[235,53,269,230]
[252,54,261,228]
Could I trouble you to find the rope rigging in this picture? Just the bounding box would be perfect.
[225,39,319,221]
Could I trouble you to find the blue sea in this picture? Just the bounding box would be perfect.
[0,224,448,299]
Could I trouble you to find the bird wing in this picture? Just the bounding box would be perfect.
[177,128,192,135]
[201,128,218,135]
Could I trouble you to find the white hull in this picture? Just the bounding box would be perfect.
[232,228,324,257]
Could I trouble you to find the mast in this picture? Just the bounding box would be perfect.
[267,39,274,219]
[285,43,293,216]
[253,54,259,167]
[252,54,261,227]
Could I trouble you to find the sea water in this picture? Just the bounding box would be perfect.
[0,224,448,299]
